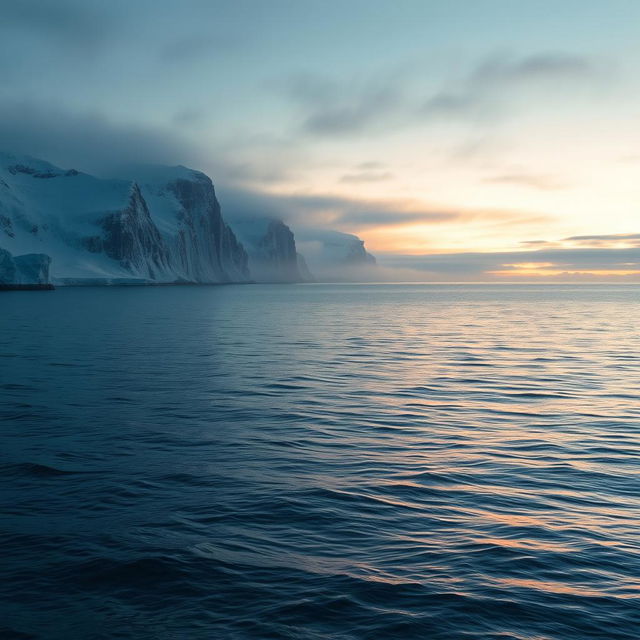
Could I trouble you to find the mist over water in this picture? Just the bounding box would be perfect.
[1,284,639,639]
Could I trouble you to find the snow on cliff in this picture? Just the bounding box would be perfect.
[293,228,376,281]
[0,152,378,286]
[0,152,249,285]
[0,247,51,286]
[228,216,311,283]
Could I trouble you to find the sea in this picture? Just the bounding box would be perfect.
[1,283,639,639]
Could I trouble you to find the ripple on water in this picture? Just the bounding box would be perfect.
[1,284,639,639]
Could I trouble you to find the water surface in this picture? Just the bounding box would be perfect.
[1,284,639,639]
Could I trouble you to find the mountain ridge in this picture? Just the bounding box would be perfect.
[0,152,376,287]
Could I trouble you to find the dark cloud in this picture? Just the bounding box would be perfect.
[0,0,114,51]
[203,132,311,187]
[218,187,456,229]
[215,187,294,223]
[213,161,294,186]
[0,95,561,243]
[218,182,557,240]
[0,100,199,175]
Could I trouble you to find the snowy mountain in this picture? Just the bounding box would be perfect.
[0,152,378,287]
[293,228,377,281]
[228,216,312,283]
[0,152,249,285]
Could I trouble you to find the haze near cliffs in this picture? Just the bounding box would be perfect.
[0,152,375,287]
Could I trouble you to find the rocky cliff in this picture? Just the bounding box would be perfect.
[0,247,52,289]
[293,228,377,281]
[0,152,378,286]
[0,152,250,285]
[228,217,311,283]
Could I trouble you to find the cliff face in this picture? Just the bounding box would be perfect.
[0,152,378,286]
[0,152,250,285]
[296,252,313,282]
[293,228,377,281]
[228,217,310,283]
[0,247,51,288]
[341,236,377,266]
[166,175,249,283]
[83,183,172,280]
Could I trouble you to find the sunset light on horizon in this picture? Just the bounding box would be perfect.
[1,0,639,280]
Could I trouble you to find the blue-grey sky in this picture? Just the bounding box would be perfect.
[1,0,639,279]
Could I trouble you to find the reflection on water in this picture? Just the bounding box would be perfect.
[1,284,639,639]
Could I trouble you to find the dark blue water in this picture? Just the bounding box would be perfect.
[1,284,639,639]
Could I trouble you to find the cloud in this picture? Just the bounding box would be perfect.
[471,53,595,85]
[339,171,393,183]
[563,233,640,247]
[202,132,313,187]
[420,52,600,122]
[325,203,452,227]
[339,161,393,182]
[0,95,561,247]
[519,240,558,248]
[0,0,114,51]
[304,90,396,134]
[0,98,300,189]
[519,233,640,250]
[217,181,556,248]
[218,187,456,229]
[0,99,199,175]
[158,33,238,63]
[282,51,601,138]
[483,172,568,190]
[379,247,640,281]
[422,92,489,120]
[357,161,386,170]
[284,72,402,135]
[172,108,208,127]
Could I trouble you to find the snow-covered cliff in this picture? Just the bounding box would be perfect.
[0,152,379,286]
[0,152,250,285]
[0,247,52,288]
[293,228,377,281]
[229,217,311,283]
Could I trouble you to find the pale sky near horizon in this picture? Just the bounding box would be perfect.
[1,0,639,279]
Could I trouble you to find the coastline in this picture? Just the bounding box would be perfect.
[0,283,55,291]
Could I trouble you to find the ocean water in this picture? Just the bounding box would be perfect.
[1,283,639,640]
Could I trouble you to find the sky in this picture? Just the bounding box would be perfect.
[1,0,639,281]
